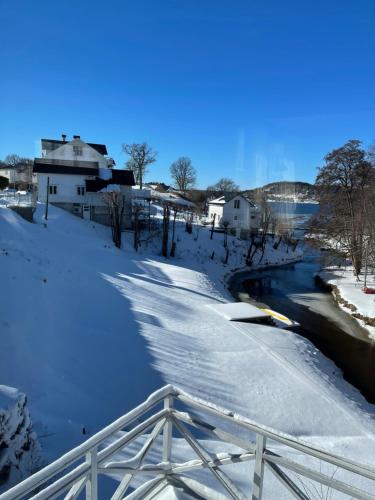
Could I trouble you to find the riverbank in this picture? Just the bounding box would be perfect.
[226,251,375,403]
[316,267,375,340]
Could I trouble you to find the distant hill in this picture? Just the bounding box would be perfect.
[245,181,316,203]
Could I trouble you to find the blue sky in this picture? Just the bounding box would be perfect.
[1,0,374,189]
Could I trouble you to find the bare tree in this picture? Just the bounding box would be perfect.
[222,220,229,248]
[170,206,179,257]
[257,196,272,263]
[207,178,239,197]
[162,204,170,257]
[103,191,124,248]
[170,157,196,193]
[132,204,143,252]
[122,143,157,190]
[4,154,22,167]
[210,213,216,239]
[314,140,375,277]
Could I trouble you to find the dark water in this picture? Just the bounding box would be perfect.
[229,202,375,403]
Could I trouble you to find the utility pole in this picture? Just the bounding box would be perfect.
[45,176,50,221]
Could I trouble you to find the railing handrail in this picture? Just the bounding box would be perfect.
[0,385,175,499]
[1,384,374,500]
[175,389,375,480]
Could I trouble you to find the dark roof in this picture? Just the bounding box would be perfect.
[41,139,108,155]
[86,169,135,192]
[33,159,99,176]
[85,178,108,192]
[110,169,135,185]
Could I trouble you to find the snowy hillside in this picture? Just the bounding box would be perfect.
[1,204,375,495]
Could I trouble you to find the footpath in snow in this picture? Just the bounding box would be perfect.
[1,204,375,496]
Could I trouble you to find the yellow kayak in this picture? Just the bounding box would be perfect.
[260,308,300,328]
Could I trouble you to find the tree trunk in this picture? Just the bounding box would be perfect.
[162,205,170,257]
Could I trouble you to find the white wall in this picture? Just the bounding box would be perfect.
[209,195,260,231]
[37,173,95,203]
[38,173,133,207]
[222,195,250,230]
[208,203,224,226]
[43,139,109,168]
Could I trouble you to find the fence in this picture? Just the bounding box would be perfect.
[0,191,35,208]
[1,385,374,499]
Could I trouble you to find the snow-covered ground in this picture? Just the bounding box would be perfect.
[1,204,375,496]
[318,266,375,339]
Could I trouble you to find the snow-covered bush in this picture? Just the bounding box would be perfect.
[0,386,40,491]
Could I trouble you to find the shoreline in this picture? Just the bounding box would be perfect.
[315,273,375,341]
[223,255,303,289]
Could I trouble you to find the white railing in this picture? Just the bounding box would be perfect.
[1,385,374,499]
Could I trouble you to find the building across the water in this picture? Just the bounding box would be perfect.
[208,193,260,238]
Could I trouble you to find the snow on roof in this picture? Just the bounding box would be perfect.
[154,191,194,207]
[209,196,226,204]
[209,193,256,206]
[133,186,194,208]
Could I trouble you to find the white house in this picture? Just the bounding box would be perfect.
[33,135,135,228]
[208,193,260,238]
[0,161,33,189]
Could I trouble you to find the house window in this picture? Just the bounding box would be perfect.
[77,186,85,196]
[234,215,238,221]
[234,199,240,209]
[49,185,57,195]
[73,145,83,156]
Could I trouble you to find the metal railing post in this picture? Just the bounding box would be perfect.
[252,434,266,500]
[163,395,173,463]
[86,447,98,500]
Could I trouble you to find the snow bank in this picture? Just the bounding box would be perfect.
[0,386,39,492]
[317,266,375,339]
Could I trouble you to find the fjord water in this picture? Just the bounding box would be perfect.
[230,202,375,403]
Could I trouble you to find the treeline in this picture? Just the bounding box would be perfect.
[246,181,315,200]
[312,140,375,277]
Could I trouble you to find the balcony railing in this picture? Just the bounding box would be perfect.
[1,385,374,499]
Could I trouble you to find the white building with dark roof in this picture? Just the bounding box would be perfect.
[208,193,260,238]
[33,134,135,227]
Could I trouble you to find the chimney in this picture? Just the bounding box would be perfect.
[61,134,67,142]
[73,135,80,140]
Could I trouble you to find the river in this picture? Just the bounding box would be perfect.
[228,202,375,403]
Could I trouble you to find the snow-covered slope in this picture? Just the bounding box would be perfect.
[1,204,375,494]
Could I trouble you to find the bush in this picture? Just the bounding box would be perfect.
[0,176,9,190]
